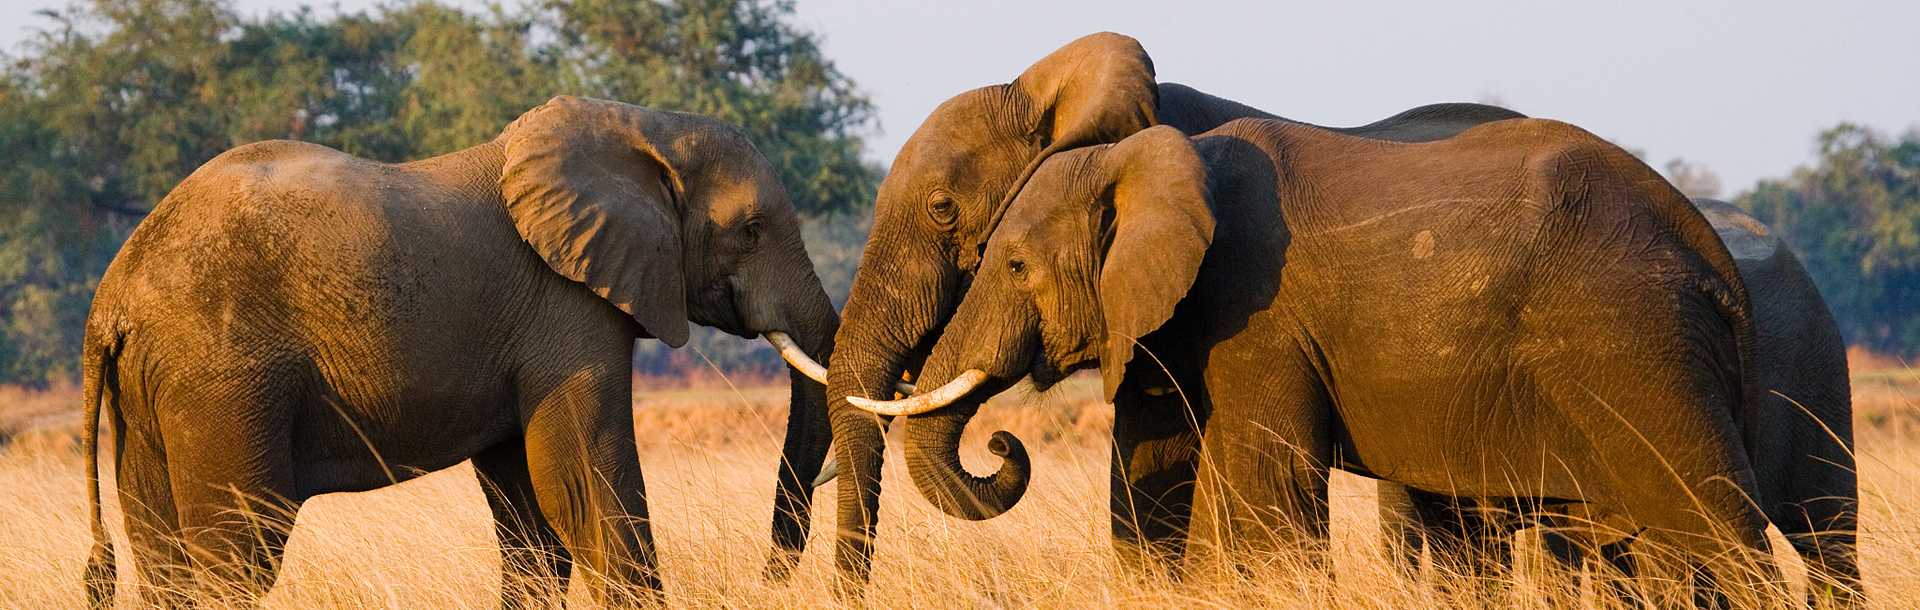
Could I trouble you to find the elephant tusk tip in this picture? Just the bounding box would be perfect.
[811,459,840,488]
[765,331,828,384]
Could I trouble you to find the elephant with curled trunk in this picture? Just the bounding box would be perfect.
[78,96,838,608]
[817,30,1524,591]
[850,120,1786,604]
[1380,198,1860,604]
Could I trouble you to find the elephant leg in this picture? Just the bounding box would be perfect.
[1531,506,1626,599]
[1109,371,1206,576]
[520,364,660,606]
[114,412,194,608]
[1375,480,1426,576]
[1774,499,1861,608]
[1594,539,1644,606]
[1379,484,1514,580]
[1539,524,1584,567]
[474,439,573,609]
[1775,444,1862,606]
[161,393,303,603]
[1539,366,1782,607]
[1186,352,1332,574]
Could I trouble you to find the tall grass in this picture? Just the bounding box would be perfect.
[0,365,1913,608]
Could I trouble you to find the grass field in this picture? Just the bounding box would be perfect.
[0,358,1914,608]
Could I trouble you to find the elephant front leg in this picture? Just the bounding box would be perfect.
[474,440,573,608]
[1110,380,1206,575]
[520,366,661,605]
[1185,354,1333,575]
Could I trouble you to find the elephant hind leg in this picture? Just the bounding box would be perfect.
[113,414,195,607]
[1538,367,1783,606]
[159,390,305,603]
[474,439,573,608]
[1776,500,1862,607]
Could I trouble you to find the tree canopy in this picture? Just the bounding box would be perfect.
[1736,124,1920,356]
[0,0,878,384]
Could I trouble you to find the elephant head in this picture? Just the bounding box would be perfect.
[499,95,837,575]
[822,32,1161,583]
[848,126,1213,518]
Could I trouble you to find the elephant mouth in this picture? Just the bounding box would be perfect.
[692,277,749,337]
[1027,361,1067,392]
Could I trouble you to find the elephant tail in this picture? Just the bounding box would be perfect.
[81,327,121,609]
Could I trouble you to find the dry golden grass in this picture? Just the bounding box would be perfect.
[1,362,1915,608]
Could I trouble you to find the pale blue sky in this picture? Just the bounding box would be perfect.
[5,0,1916,191]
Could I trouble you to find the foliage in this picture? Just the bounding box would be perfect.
[0,0,877,384]
[1664,157,1722,200]
[1736,124,1920,356]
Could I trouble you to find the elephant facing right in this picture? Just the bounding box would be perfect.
[849,119,1787,604]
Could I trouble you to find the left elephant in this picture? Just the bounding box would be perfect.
[78,95,839,608]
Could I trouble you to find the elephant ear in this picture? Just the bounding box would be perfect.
[992,33,1161,229]
[1012,32,1160,154]
[499,96,690,347]
[1095,126,1214,402]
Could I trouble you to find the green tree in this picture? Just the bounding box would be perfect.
[1737,124,1920,355]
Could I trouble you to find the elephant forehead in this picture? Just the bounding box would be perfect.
[1009,147,1107,207]
[990,189,1098,249]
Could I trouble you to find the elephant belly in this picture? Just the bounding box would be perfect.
[1326,350,1587,502]
[289,358,520,496]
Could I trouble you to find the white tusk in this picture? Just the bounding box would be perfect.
[811,458,840,488]
[765,331,827,384]
[846,370,989,417]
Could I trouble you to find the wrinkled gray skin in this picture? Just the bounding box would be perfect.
[79,96,837,608]
[1381,198,1859,605]
[821,31,1526,592]
[898,120,1785,604]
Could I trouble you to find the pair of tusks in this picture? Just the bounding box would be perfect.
[762,332,989,488]
[812,370,990,488]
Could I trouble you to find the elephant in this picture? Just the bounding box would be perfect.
[816,30,1526,592]
[848,120,1787,604]
[78,96,839,608]
[1378,198,1859,604]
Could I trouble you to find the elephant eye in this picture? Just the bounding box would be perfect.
[742,219,762,248]
[1007,258,1027,278]
[927,194,958,228]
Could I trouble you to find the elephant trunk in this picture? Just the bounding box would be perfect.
[762,265,838,580]
[896,296,1033,521]
[821,240,957,592]
[900,391,1031,521]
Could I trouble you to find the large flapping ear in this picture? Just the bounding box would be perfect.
[1012,32,1160,155]
[1095,126,1214,401]
[499,95,691,347]
[991,33,1161,235]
